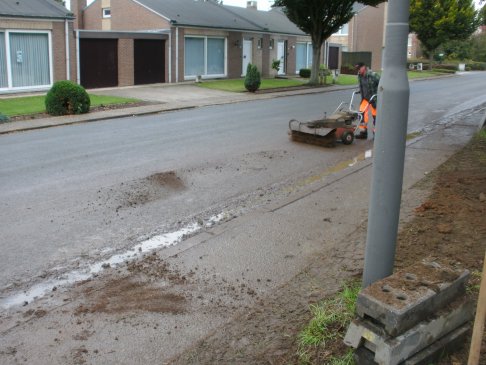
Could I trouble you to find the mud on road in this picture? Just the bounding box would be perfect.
[0,131,485,365]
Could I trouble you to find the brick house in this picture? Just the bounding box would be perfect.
[328,3,386,72]
[0,0,76,94]
[329,3,422,72]
[72,0,330,88]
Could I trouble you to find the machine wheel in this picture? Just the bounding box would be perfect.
[341,131,354,145]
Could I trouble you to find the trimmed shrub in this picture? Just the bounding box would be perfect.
[299,68,311,78]
[271,59,281,74]
[467,62,486,71]
[0,113,9,123]
[45,81,90,116]
[244,63,261,92]
[433,63,457,71]
[432,68,456,74]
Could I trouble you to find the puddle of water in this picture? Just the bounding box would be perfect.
[0,214,226,309]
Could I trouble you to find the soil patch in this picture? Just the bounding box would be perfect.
[5,101,153,123]
[74,277,186,315]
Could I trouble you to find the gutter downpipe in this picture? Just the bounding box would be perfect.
[76,30,80,84]
[176,26,179,83]
[65,19,71,81]
[168,30,172,83]
[362,0,410,288]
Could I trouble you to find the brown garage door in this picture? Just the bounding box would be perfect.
[80,38,118,89]
[134,39,165,85]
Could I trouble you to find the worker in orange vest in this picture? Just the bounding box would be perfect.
[355,62,380,139]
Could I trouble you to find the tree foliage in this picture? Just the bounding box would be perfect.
[480,5,486,25]
[273,0,384,84]
[471,33,486,61]
[244,64,261,92]
[410,0,479,67]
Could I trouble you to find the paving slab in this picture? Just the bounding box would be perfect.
[355,261,470,336]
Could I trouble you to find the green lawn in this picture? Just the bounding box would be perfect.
[197,70,453,93]
[0,94,140,117]
[197,78,308,92]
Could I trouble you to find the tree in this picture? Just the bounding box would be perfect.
[273,0,383,85]
[244,64,261,92]
[441,38,473,60]
[471,33,486,62]
[480,4,486,25]
[410,0,479,69]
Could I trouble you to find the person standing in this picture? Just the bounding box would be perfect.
[355,62,380,139]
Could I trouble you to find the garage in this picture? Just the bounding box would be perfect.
[80,38,118,89]
[134,39,165,85]
[78,31,169,89]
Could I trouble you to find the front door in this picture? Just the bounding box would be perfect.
[242,39,252,76]
[277,41,286,75]
[328,46,339,70]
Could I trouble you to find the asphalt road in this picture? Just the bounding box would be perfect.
[1,72,485,294]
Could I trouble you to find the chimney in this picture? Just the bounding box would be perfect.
[71,0,87,29]
[246,1,257,10]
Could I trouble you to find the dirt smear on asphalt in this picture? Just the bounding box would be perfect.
[167,132,486,364]
[2,135,484,365]
[74,253,189,316]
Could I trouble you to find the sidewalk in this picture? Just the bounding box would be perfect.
[0,86,484,364]
[0,82,355,135]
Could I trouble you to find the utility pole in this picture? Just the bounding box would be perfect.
[362,0,410,288]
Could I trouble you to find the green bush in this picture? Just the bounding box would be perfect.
[466,62,486,70]
[271,59,281,74]
[433,63,457,71]
[432,68,456,74]
[299,68,311,78]
[244,63,261,92]
[0,112,9,123]
[45,80,90,116]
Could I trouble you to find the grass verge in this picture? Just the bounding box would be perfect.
[297,280,360,364]
[197,78,307,92]
[0,94,140,117]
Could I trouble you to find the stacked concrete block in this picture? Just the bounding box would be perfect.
[344,261,473,365]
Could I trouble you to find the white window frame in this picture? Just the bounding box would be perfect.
[0,29,53,92]
[102,8,111,18]
[184,35,227,80]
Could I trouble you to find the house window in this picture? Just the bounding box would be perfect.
[184,36,225,78]
[0,31,52,90]
[102,8,111,18]
[334,24,349,35]
[296,42,313,72]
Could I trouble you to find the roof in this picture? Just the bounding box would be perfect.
[223,6,304,35]
[134,0,306,35]
[0,0,73,20]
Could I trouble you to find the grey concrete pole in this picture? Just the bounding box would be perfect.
[362,0,410,288]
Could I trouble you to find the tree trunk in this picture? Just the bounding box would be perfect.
[310,44,322,85]
[429,52,434,71]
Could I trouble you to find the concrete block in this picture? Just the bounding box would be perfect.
[353,323,470,365]
[356,261,469,336]
[344,297,473,365]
